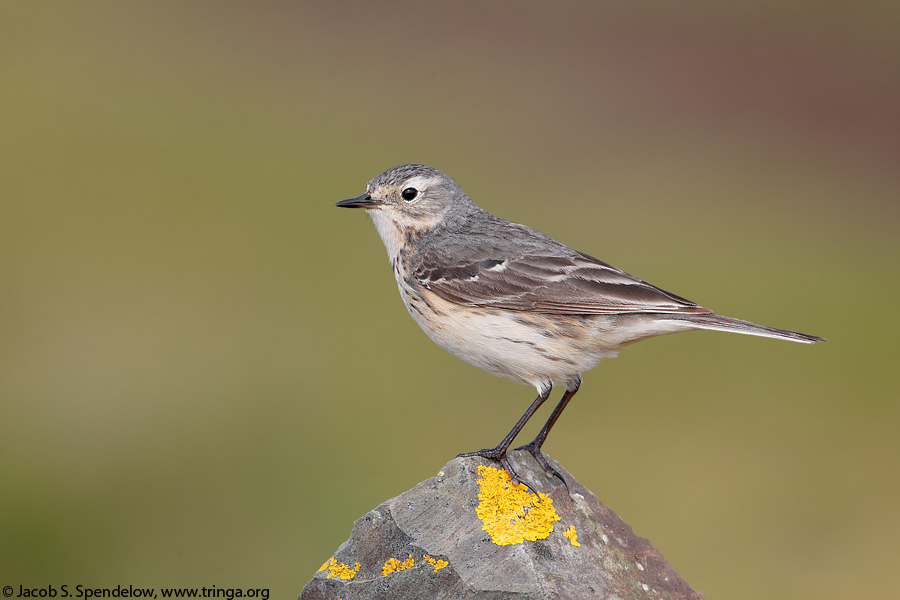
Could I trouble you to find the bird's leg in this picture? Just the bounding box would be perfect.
[458,385,552,491]
[514,380,581,490]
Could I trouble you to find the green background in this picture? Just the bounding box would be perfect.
[2,2,898,598]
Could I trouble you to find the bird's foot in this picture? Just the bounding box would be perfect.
[457,446,539,496]
[513,440,569,492]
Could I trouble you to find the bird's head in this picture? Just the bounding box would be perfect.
[337,164,474,259]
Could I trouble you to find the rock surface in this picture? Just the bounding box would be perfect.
[300,451,704,599]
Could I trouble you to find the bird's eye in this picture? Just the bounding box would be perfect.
[401,188,418,202]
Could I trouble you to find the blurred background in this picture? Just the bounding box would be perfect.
[2,1,898,598]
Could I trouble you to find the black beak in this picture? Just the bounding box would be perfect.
[336,193,378,209]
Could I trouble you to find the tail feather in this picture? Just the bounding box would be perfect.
[669,313,825,344]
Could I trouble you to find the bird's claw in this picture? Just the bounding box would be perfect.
[513,441,570,492]
[458,446,540,496]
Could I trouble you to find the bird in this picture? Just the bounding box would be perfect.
[336,163,824,490]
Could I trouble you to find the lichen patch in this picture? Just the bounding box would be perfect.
[382,554,415,576]
[563,525,580,547]
[318,556,360,580]
[475,465,560,545]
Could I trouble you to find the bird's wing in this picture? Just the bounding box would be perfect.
[414,234,712,316]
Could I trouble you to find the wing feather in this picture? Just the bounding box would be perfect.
[413,237,711,315]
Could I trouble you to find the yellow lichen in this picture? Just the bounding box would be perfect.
[319,556,360,580]
[423,554,449,572]
[563,525,580,547]
[381,554,415,576]
[475,465,560,546]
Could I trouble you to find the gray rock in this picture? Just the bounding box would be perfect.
[300,451,704,600]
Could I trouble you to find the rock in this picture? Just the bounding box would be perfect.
[300,451,704,599]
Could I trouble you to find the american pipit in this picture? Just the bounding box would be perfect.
[337,163,824,488]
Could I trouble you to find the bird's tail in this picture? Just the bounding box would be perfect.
[667,313,825,344]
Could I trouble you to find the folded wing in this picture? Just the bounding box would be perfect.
[414,236,712,316]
